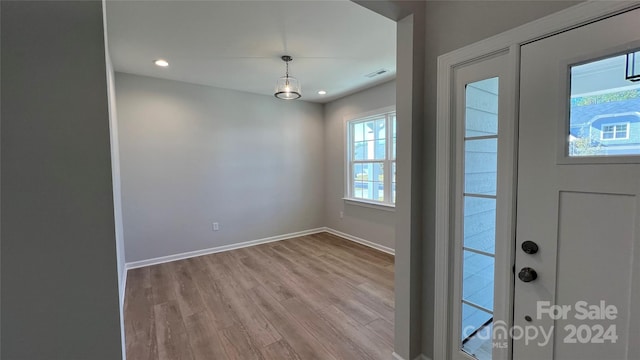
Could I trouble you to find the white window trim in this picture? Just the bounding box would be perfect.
[600,121,630,140]
[344,106,396,208]
[342,197,396,211]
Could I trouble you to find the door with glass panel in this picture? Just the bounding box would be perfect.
[514,8,640,360]
[451,51,514,360]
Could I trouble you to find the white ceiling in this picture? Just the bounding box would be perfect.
[105,0,396,103]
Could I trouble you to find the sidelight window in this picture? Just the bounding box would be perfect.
[460,77,499,360]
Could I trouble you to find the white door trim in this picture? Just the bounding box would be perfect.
[434,2,640,360]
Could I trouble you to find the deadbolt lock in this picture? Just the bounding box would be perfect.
[521,241,539,254]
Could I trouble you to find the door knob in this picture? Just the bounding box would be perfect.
[522,241,539,254]
[518,267,538,282]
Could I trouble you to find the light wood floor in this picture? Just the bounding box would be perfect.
[124,232,395,360]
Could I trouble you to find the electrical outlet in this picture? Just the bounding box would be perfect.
[212,222,220,231]
[339,211,344,219]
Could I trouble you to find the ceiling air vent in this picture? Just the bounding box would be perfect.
[365,69,388,78]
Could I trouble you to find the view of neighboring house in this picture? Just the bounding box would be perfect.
[569,90,640,156]
[569,51,640,157]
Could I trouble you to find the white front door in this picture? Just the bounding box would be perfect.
[514,8,640,360]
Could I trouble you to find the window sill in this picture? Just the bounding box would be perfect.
[343,198,396,212]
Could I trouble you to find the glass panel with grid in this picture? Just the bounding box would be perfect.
[461,77,499,360]
[347,111,396,205]
[600,123,629,140]
[352,162,384,201]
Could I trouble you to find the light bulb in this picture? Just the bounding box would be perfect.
[154,59,169,67]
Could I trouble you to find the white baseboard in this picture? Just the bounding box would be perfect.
[391,352,431,360]
[124,226,394,271]
[324,227,395,255]
[125,228,326,270]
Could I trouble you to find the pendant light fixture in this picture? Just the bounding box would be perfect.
[274,55,302,100]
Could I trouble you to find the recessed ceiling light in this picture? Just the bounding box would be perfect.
[154,59,169,67]
[318,90,327,95]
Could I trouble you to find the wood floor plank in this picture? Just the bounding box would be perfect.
[237,251,296,302]
[216,251,260,290]
[128,267,151,289]
[260,340,303,360]
[252,245,338,311]
[281,297,372,360]
[325,247,394,283]
[205,258,282,347]
[283,251,392,323]
[247,286,337,360]
[125,232,394,360]
[335,283,395,322]
[190,267,238,330]
[293,235,328,256]
[331,295,381,325]
[280,241,336,276]
[319,305,392,360]
[125,279,153,335]
[315,232,394,264]
[365,318,395,347]
[154,300,194,360]
[150,264,177,305]
[184,311,228,360]
[306,238,394,290]
[124,287,158,360]
[220,325,266,360]
[169,260,206,317]
[246,239,383,325]
[182,256,209,273]
[357,281,395,308]
[319,252,394,289]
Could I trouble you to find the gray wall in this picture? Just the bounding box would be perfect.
[115,73,325,263]
[420,1,579,358]
[397,11,427,358]
[1,1,123,359]
[323,80,396,249]
[353,3,426,358]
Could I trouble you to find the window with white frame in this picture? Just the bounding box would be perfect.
[601,123,629,140]
[346,110,396,205]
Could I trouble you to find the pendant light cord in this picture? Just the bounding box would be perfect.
[285,59,290,85]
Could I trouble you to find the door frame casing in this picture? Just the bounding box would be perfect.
[434,2,640,360]
[449,50,518,360]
